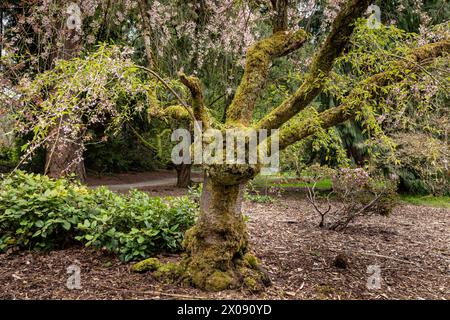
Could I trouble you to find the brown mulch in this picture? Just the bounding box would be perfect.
[0,190,449,300]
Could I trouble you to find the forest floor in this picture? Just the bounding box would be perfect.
[0,185,449,300]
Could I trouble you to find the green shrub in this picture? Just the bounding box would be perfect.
[332,168,398,217]
[373,133,449,196]
[0,145,19,172]
[75,189,198,261]
[244,193,274,204]
[0,171,198,261]
[0,172,89,251]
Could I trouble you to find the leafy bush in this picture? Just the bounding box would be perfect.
[244,193,274,204]
[332,168,398,217]
[0,171,197,261]
[372,133,449,196]
[0,145,19,172]
[0,172,89,250]
[75,189,197,261]
[392,133,449,196]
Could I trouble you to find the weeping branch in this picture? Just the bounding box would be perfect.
[278,40,450,150]
[255,0,374,131]
[135,66,196,123]
[128,124,158,152]
[225,28,308,126]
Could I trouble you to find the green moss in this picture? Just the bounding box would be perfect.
[243,253,259,269]
[176,177,270,292]
[204,271,236,291]
[164,105,191,121]
[225,29,308,125]
[243,277,258,291]
[181,222,246,291]
[131,258,161,273]
[238,265,270,292]
[153,262,182,280]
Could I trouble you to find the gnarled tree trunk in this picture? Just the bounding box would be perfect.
[181,168,270,291]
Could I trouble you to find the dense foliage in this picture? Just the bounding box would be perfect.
[1,1,448,194]
[0,171,198,261]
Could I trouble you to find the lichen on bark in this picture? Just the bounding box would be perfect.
[131,171,270,292]
[226,29,308,126]
[278,40,450,150]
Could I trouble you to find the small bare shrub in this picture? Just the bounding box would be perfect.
[302,165,397,231]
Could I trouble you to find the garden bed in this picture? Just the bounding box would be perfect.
[0,190,448,300]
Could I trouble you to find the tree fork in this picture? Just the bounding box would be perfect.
[226,29,308,126]
[255,0,374,131]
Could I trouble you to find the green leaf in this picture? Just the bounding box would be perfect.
[35,220,44,228]
[62,221,71,231]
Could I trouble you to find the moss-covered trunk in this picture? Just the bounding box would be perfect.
[182,174,269,291]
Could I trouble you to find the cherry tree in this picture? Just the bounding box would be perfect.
[160,0,449,291]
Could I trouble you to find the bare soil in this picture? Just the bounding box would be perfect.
[0,188,448,300]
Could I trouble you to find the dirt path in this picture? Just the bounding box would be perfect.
[86,170,202,191]
[92,177,179,191]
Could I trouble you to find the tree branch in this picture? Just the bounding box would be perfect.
[271,0,289,33]
[179,73,210,130]
[148,104,193,122]
[135,66,196,122]
[278,40,450,150]
[225,28,308,126]
[255,0,373,131]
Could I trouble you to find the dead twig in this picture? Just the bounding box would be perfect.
[96,283,209,300]
[357,251,420,267]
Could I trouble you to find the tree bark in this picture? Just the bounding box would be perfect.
[45,117,86,181]
[182,173,270,291]
[45,2,85,181]
[45,141,87,181]
[175,163,192,188]
[271,0,289,33]
[138,0,155,69]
